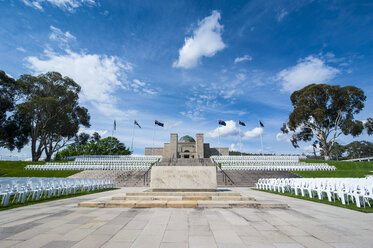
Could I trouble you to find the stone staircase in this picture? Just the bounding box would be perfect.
[70,166,301,188]
[217,170,301,187]
[78,191,289,208]
[69,170,149,187]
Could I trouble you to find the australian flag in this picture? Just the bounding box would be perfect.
[238,120,246,126]
[134,120,141,128]
[113,120,116,131]
[259,120,264,127]
[155,120,164,127]
[218,120,226,126]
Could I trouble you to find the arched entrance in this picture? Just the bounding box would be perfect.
[184,150,190,158]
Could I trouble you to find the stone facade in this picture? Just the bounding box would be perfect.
[145,133,229,158]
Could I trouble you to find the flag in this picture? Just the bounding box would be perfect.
[155,120,164,127]
[238,120,246,126]
[113,120,116,131]
[134,120,141,128]
[218,120,226,126]
[259,120,264,127]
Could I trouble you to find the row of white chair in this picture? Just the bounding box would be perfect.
[44,162,153,166]
[256,178,373,208]
[25,155,160,171]
[25,164,150,171]
[212,155,301,161]
[218,161,312,166]
[75,155,161,161]
[0,177,113,207]
[222,165,335,171]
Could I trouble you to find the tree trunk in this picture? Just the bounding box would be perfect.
[320,135,331,160]
[45,153,52,162]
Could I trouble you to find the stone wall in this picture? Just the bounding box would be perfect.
[210,148,229,156]
[145,147,164,156]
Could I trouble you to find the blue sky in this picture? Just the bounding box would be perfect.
[1,0,373,159]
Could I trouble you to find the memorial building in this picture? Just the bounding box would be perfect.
[145,133,228,158]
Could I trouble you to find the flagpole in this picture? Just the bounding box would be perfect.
[259,120,264,156]
[110,124,114,156]
[131,122,135,153]
[239,126,242,157]
[217,122,221,156]
[152,122,156,156]
[260,132,264,156]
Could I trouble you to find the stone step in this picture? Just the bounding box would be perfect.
[112,195,255,201]
[78,199,288,208]
[125,191,242,196]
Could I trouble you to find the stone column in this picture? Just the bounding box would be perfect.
[170,133,178,159]
[196,133,204,158]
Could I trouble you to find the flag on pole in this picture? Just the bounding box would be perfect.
[218,120,226,126]
[238,120,246,126]
[113,120,116,131]
[259,120,264,127]
[155,120,164,127]
[134,120,141,128]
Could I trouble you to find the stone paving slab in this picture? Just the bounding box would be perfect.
[1,187,373,248]
[77,190,287,208]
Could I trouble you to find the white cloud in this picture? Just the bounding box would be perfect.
[207,120,238,138]
[131,79,158,96]
[49,26,76,47]
[277,55,339,92]
[16,47,26,53]
[181,84,219,120]
[229,143,237,151]
[206,121,263,140]
[25,49,134,119]
[242,127,263,140]
[277,9,288,22]
[276,132,291,142]
[78,127,107,137]
[164,121,182,131]
[234,55,252,64]
[173,10,226,69]
[301,144,320,154]
[180,110,205,121]
[23,0,95,12]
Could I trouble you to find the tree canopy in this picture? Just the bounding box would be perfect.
[55,136,131,160]
[0,70,90,161]
[345,141,373,159]
[281,84,372,160]
[0,71,30,151]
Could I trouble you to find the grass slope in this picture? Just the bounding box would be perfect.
[0,161,80,177]
[254,188,373,213]
[292,160,373,178]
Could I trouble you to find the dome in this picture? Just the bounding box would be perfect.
[179,135,195,143]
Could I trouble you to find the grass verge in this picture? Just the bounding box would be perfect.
[0,161,80,177]
[0,187,118,211]
[253,188,373,213]
[292,160,373,178]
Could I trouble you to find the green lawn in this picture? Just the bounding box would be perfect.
[254,188,373,213]
[292,160,373,178]
[0,160,80,177]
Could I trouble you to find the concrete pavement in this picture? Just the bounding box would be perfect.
[0,187,372,248]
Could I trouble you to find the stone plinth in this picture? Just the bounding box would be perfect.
[150,166,217,191]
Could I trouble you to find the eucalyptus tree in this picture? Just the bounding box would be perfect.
[345,141,373,159]
[16,72,90,161]
[0,71,29,151]
[281,84,371,160]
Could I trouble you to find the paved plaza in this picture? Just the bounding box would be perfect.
[0,188,373,248]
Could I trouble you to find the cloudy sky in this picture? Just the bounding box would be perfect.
[1,0,373,159]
